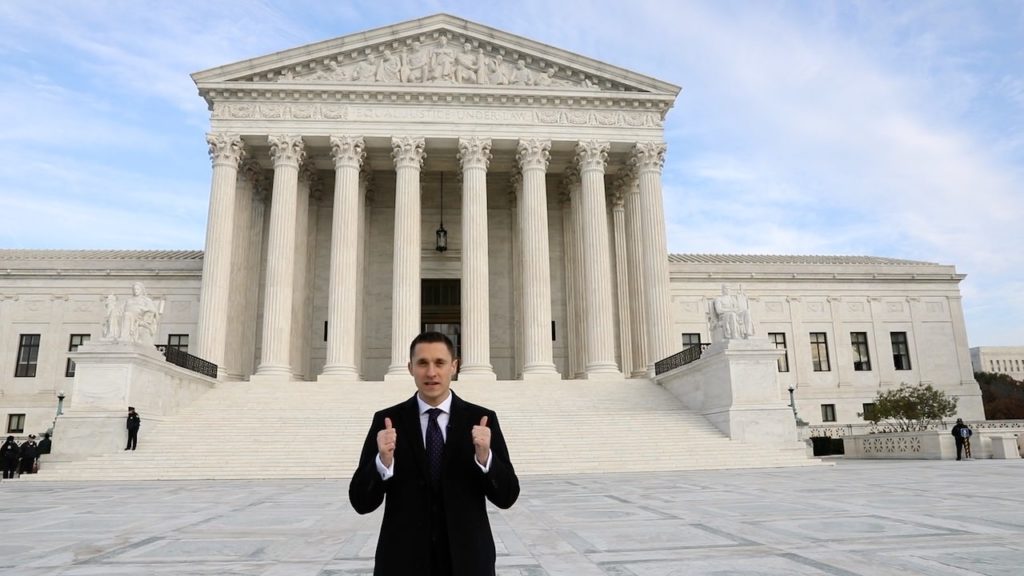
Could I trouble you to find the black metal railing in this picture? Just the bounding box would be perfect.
[654,343,710,375]
[156,345,218,378]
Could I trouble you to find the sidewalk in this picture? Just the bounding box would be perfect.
[2,459,1021,575]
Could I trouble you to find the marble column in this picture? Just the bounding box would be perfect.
[576,140,619,377]
[565,168,586,379]
[196,133,244,377]
[623,173,648,378]
[509,175,523,380]
[320,136,365,380]
[516,139,559,379]
[355,171,373,377]
[255,135,304,378]
[559,185,582,379]
[224,158,258,380]
[386,137,425,380]
[631,141,674,374]
[291,165,317,379]
[241,169,269,378]
[611,184,633,378]
[458,137,496,380]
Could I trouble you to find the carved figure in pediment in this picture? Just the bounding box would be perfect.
[488,55,509,85]
[376,50,401,83]
[475,48,490,85]
[353,55,377,82]
[278,69,295,82]
[534,67,555,87]
[401,41,429,83]
[455,42,478,84]
[510,59,533,86]
[313,61,348,81]
[430,36,456,82]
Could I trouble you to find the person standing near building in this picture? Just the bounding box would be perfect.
[19,434,39,474]
[1,436,19,479]
[349,331,520,576]
[126,407,141,451]
[951,418,972,461]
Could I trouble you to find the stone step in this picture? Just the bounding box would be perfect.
[31,378,819,481]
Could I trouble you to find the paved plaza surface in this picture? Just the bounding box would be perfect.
[2,459,1022,575]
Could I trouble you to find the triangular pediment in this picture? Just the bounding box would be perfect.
[192,14,680,97]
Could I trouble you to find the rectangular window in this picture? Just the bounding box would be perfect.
[65,334,91,377]
[862,403,877,421]
[891,332,912,370]
[167,334,189,354]
[7,414,25,434]
[769,332,789,372]
[821,404,837,422]
[810,332,830,372]
[851,332,871,371]
[681,333,701,349]
[15,334,41,377]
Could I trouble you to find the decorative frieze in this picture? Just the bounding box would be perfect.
[212,102,663,128]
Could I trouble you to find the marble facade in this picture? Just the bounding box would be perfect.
[0,15,986,439]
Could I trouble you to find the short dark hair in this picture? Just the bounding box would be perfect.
[409,331,456,360]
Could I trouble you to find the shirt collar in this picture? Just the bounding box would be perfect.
[417,392,453,415]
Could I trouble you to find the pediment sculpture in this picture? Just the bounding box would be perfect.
[249,34,623,91]
[101,282,165,346]
[708,284,756,341]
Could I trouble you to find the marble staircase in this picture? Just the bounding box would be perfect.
[31,378,820,481]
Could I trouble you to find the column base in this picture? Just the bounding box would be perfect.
[458,370,497,382]
[522,371,562,381]
[630,369,650,379]
[383,372,414,384]
[319,365,361,382]
[249,372,296,383]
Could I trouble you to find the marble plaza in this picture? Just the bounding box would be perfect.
[3,460,1022,575]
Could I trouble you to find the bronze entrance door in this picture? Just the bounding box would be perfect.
[421,279,461,360]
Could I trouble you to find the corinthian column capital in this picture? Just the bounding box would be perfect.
[207,133,245,167]
[561,166,580,192]
[516,139,551,172]
[575,140,609,173]
[458,137,493,171]
[238,158,262,186]
[268,135,305,168]
[630,141,667,173]
[330,136,366,169]
[391,136,426,169]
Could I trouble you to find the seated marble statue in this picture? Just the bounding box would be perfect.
[711,285,755,340]
[117,282,163,345]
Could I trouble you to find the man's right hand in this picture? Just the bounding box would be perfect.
[377,417,396,468]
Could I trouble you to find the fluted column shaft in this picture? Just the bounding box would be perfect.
[355,172,372,377]
[515,139,559,379]
[224,158,257,380]
[559,187,581,378]
[256,135,304,377]
[624,176,649,377]
[321,136,365,379]
[509,176,523,379]
[196,133,244,377]
[633,142,674,373]
[611,190,633,378]
[290,168,315,379]
[458,138,496,380]
[566,171,586,378]
[386,137,426,379]
[576,141,619,377]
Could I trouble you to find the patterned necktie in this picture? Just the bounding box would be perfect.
[426,408,444,484]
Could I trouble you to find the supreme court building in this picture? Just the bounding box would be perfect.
[0,15,985,439]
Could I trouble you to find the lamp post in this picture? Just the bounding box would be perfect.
[56,391,65,417]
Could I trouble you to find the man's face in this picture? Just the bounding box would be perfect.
[409,341,457,407]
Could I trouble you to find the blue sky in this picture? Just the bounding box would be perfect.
[1,1,1021,346]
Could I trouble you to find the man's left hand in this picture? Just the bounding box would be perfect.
[472,415,491,465]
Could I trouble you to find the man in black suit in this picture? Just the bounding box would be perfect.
[350,331,520,576]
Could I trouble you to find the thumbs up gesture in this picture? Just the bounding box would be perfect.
[472,415,491,466]
[377,417,397,468]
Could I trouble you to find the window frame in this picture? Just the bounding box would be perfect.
[65,333,91,377]
[821,404,837,423]
[890,331,912,371]
[681,333,702,350]
[166,334,189,354]
[15,334,41,378]
[850,332,872,371]
[810,332,831,372]
[769,332,789,372]
[7,413,26,434]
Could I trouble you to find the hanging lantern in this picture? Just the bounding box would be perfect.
[435,171,448,252]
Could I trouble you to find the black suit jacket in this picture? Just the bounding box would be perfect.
[349,391,520,576]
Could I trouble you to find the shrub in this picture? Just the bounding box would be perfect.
[860,383,958,432]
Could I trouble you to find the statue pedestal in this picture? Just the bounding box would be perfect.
[656,338,801,446]
[52,342,215,459]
